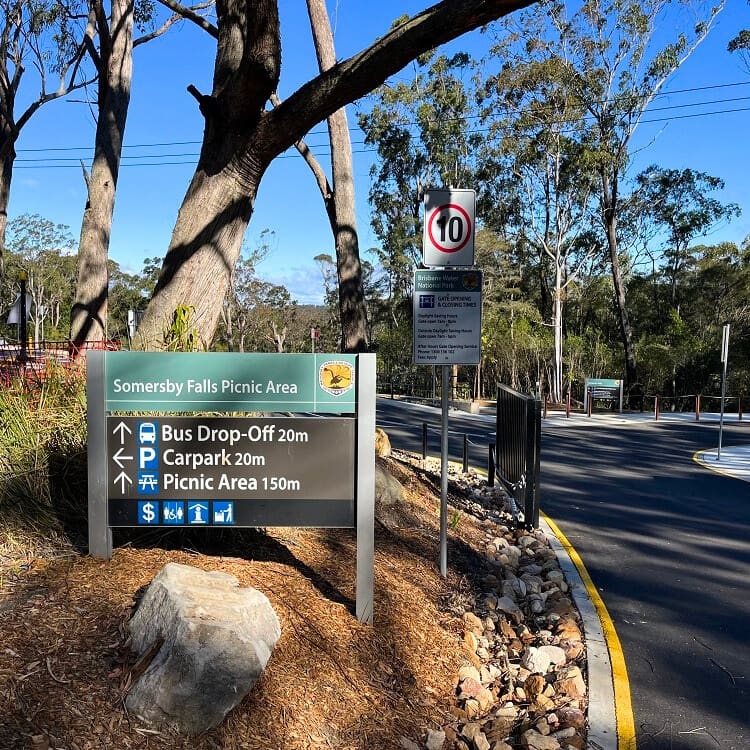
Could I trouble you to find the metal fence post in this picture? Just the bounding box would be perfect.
[696,394,701,421]
[463,434,468,473]
[524,398,541,530]
[488,444,495,487]
[422,422,427,460]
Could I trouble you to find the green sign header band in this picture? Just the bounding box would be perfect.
[104,352,358,412]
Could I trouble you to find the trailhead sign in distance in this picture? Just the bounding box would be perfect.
[413,269,482,365]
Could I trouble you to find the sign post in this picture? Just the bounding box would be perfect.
[718,324,730,460]
[417,190,481,577]
[87,351,375,623]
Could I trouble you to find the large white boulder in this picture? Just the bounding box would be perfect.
[125,562,281,735]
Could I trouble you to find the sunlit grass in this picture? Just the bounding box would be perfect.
[0,362,88,559]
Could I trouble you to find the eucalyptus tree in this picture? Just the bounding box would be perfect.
[495,0,724,388]
[479,34,599,402]
[475,227,546,394]
[561,0,724,388]
[69,0,217,348]
[359,49,478,309]
[301,0,366,351]
[133,0,538,350]
[728,6,750,71]
[633,165,740,307]
[0,0,93,261]
[3,214,77,341]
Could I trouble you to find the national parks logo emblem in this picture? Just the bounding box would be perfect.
[319,361,354,397]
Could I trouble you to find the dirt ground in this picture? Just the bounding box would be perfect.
[0,454,568,750]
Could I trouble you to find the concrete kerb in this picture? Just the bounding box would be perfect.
[541,516,618,750]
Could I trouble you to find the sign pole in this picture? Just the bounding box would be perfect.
[439,365,450,578]
[718,324,730,460]
[87,349,112,558]
[356,354,376,624]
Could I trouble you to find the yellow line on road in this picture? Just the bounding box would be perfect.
[543,512,637,750]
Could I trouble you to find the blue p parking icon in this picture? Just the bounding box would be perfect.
[139,446,158,469]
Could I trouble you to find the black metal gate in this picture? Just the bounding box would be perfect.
[491,383,541,529]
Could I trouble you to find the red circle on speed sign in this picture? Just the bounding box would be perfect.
[427,202,472,254]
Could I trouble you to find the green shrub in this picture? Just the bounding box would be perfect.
[0,363,88,553]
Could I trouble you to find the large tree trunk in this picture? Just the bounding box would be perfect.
[306,0,368,353]
[70,0,134,347]
[133,161,261,349]
[136,0,535,349]
[0,143,13,265]
[551,263,563,404]
[601,171,637,387]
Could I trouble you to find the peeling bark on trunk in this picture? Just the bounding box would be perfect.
[306,0,368,353]
[0,144,13,265]
[70,0,134,347]
[136,0,535,349]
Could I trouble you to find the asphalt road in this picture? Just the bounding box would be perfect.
[377,398,750,750]
[541,418,750,750]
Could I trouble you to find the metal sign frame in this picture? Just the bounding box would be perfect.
[87,351,375,624]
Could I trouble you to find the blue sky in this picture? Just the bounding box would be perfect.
[9,1,750,305]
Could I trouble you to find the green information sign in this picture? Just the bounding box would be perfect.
[104,352,357,412]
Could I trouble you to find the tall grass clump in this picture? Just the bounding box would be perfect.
[0,362,88,556]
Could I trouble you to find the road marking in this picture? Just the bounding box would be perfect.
[543,513,636,750]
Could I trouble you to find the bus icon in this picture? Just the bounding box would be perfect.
[138,422,157,444]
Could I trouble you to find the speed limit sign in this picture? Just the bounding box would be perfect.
[423,188,476,267]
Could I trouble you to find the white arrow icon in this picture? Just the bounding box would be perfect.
[112,447,133,469]
[113,471,132,493]
[112,422,133,444]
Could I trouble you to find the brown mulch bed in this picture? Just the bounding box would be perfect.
[0,454,494,750]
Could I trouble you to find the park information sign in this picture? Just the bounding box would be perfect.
[584,377,623,413]
[413,269,482,365]
[87,351,375,623]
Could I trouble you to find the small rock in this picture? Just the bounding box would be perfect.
[464,630,479,653]
[554,666,586,701]
[459,665,482,683]
[374,427,392,457]
[464,611,485,633]
[495,596,524,622]
[459,676,484,699]
[556,707,585,730]
[426,728,446,750]
[524,673,546,699]
[462,722,482,741]
[399,738,420,750]
[520,728,562,750]
[521,647,552,674]
[538,645,567,667]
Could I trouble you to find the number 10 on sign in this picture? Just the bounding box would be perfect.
[423,188,476,267]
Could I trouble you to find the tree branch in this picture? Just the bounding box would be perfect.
[151,0,218,39]
[261,0,535,157]
[269,93,333,204]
